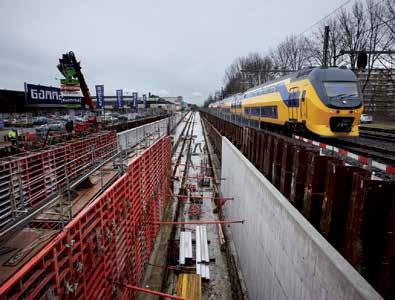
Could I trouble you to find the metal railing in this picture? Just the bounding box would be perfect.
[0,131,118,233]
[0,113,184,239]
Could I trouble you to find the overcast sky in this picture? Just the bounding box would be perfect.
[0,0,346,105]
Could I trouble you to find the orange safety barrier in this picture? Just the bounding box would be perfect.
[0,136,171,300]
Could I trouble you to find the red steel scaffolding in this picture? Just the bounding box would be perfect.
[0,131,118,233]
[0,136,172,300]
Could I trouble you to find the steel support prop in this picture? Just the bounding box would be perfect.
[117,283,186,300]
[151,220,244,225]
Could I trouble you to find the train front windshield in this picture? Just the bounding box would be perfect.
[324,82,359,98]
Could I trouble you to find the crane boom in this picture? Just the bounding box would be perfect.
[68,51,95,111]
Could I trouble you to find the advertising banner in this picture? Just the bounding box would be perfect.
[24,83,82,105]
[116,89,124,108]
[132,92,138,111]
[143,94,147,108]
[95,85,105,109]
[57,54,84,104]
[58,65,83,99]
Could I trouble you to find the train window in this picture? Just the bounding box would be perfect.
[324,82,358,97]
[254,108,259,115]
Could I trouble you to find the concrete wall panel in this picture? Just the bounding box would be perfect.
[221,137,381,300]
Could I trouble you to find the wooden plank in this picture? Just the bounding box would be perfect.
[176,273,202,300]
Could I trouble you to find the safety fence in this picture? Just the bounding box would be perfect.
[0,113,184,238]
[0,131,118,233]
[201,111,395,299]
[0,136,171,300]
[105,114,169,133]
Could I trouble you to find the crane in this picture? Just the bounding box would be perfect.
[57,51,95,111]
[57,51,98,131]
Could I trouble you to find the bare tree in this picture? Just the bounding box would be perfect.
[271,35,313,72]
[203,94,215,107]
[381,0,395,34]
[223,53,274,97]
[239,53,274,86]
[223,58,245,97]
[374,0,395,68]
[210,0,394,102]
[310,18,345,67]
[338,2,369,69]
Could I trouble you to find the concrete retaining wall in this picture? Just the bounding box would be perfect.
[117,114,182,151]
[221,137,382,300]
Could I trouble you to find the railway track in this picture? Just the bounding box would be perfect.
[334,141,395,165]
[326,127,395,166]
[203,109,395,174]
[359,127,395,143]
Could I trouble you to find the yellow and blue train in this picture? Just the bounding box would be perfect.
[209,67,363,137]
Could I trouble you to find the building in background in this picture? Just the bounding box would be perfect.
[0,87,181,115]
[356,69,395,121]
[0,89,25,113]
[90,95,178,113]
[161,96,184,111]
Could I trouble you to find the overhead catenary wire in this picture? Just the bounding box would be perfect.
[296,0,389,38]
[297,0,353,38]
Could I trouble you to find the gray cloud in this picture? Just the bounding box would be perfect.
[0,0,346,105]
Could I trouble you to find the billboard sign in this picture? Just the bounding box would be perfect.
[57,53,84,103]
[24,83,82,105]
[95,85,105,109]
[116,89,124,108]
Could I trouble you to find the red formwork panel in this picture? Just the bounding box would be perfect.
[52,145,68,190]
[0,131,118,232]
[0,136,171,300]
[24,148,58,207]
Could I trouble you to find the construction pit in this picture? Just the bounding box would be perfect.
[0,111,385,300]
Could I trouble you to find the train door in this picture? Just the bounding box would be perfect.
[288,88,300,121]
[300,89,307,120]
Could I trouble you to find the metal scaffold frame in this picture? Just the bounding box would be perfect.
[0,136,172,300]
[0,131,118,236]
[0,114,184,241]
